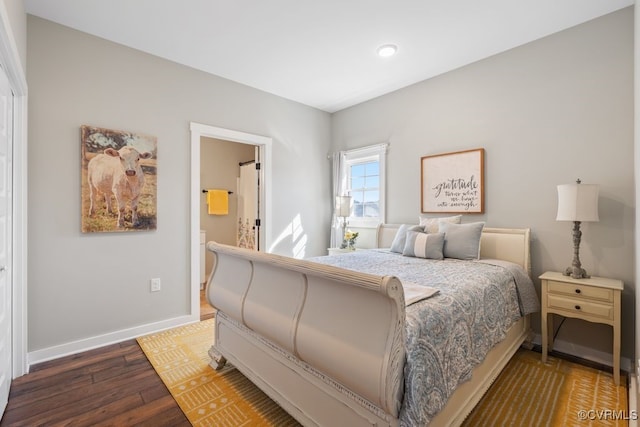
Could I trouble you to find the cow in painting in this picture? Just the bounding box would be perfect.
[87,146,152,228]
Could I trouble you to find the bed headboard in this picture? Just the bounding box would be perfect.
[376,224,531,276]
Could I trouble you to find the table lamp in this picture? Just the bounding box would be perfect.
[336,195,352,249]
[556,179,599,279]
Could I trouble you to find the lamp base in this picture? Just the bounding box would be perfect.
[563,220,591,279]
[339,217,348,249]
[563,265,590,280]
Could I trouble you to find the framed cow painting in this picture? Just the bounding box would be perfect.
[80,125,158,232]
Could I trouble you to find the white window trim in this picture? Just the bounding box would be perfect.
[342,143,387,228]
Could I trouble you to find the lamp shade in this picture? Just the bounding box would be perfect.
[556,183,599,222]
[336,195,352,217]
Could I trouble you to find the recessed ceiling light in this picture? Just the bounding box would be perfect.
[377,44,398,58]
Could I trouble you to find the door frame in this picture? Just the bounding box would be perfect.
[0,7,28,377]
[189,122,272,319]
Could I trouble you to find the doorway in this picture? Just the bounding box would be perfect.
[189,123,272,321]
[199,138,257,280]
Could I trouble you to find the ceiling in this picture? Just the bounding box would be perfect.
[25,0,633,113]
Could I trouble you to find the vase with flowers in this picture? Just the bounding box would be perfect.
[343,230,359,250]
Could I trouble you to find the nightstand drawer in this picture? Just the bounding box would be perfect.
[547,280,613,303]
[547,294,613,320]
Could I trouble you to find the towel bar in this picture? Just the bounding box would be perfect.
[202,189,233,194]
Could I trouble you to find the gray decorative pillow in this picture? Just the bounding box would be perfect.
[402,231,445,260]
[390,224,424,253]
[438,221,485,260]
[419,215,462,234]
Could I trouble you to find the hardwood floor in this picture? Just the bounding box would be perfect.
[0,293,216,426]
[1,339,190,427]
[200,288,215,320]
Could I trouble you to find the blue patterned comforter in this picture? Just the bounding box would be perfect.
[309,249,538,426]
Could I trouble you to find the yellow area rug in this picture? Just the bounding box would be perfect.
[139,320,628,427]
[136,318,300,426]
[463,349,629,427]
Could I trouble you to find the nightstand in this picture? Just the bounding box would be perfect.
[327,248,358,256]
[539,271,623,385]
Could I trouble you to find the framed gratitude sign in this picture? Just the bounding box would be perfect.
[421,148,484,213]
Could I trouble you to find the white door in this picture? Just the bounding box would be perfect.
[237,161,258,250]
[0,65,13,416]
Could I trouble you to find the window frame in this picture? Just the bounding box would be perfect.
[342,144,387,228]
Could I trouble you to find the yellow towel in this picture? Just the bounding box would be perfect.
[207,189,229,215]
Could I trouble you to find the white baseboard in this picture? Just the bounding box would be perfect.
[531,333,631,373]
[26,314,199,370]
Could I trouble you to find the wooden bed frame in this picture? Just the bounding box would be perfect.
[205,225,532,426]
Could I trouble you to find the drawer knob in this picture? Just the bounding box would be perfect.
[575,289,581,294]
[575,305,581,310]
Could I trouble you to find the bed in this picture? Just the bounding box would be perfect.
[205,223,538,426]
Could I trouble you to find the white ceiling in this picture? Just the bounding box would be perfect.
[25,0,633,113]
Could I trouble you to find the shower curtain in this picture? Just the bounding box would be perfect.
[237,162,257,250]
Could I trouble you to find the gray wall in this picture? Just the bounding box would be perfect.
[27,16,331,352]
[332,8,635,360]
[3,0,26,70]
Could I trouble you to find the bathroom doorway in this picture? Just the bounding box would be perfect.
[189,123,272,321]
[199,138,258,280]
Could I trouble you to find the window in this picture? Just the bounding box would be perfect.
[342,144,387,227]
[348,157,379,219]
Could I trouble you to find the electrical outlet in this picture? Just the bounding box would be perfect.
[150,278,161,292]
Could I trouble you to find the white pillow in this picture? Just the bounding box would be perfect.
[419,215,462,234]
[402,231,445,260]
[390,224,424,253]
[438,221,485,260]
